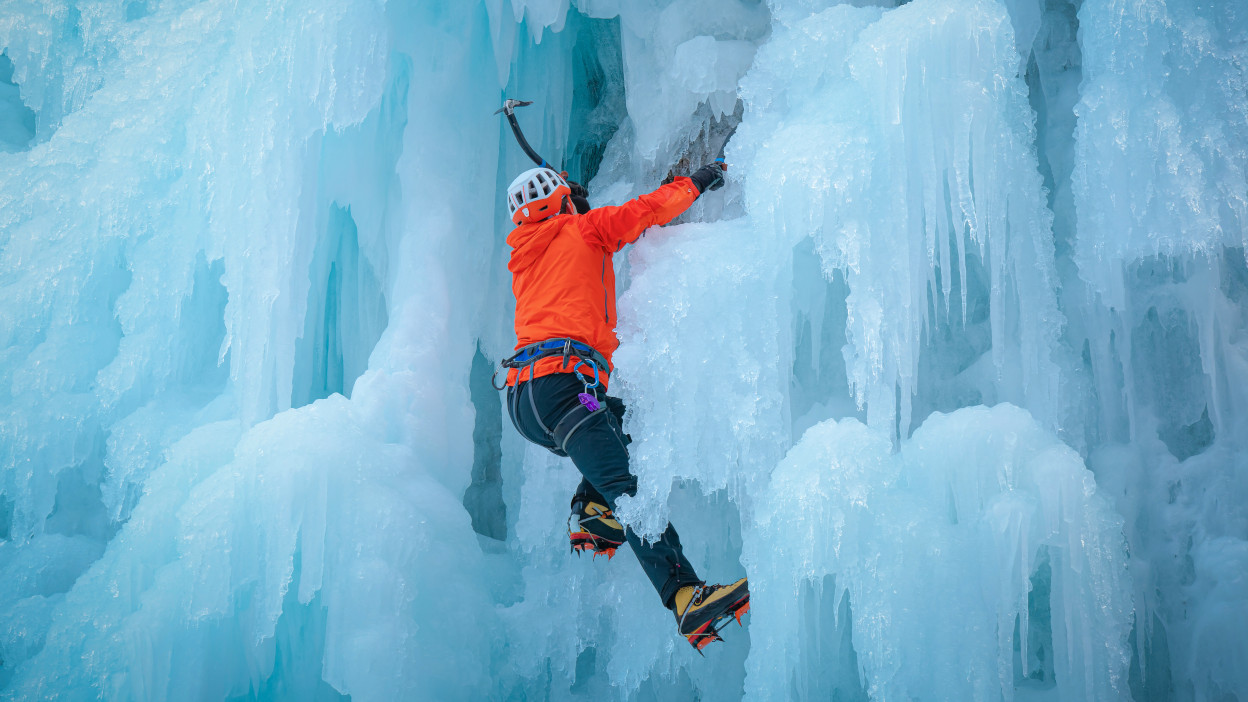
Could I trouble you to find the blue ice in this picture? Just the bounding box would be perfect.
[1,0,1245,700]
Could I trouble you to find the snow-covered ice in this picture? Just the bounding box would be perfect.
[1,0,1245,700]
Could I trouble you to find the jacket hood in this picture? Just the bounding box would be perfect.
[507,215,569,274]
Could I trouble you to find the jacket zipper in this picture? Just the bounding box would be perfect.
[601,255,609,322]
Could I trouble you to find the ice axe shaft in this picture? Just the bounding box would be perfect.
[495,99,550,169]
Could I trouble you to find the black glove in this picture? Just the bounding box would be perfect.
[566,179,591,214]
[689,160,727,195]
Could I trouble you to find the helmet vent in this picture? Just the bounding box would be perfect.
[506,168,570,223]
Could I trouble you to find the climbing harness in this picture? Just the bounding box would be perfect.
[493,338,609,387]
[496,338,611,457]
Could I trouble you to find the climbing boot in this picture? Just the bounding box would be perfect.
[568,498,625,559]
[672,578,751,652]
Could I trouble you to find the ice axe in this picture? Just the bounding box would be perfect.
[496,99,591,213]
[495,99,552,169]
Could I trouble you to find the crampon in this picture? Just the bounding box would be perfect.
[674,579,751,653]
[683,598,751,652]
[568,499,625,559]
[569,529,623,559]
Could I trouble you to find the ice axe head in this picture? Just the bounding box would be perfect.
[494,99,533,116]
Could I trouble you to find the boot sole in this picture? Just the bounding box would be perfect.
[570,530,624,559]
[682,592,751,652]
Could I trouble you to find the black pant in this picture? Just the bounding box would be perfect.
[507,373,701,608]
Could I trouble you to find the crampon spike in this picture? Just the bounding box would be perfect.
[684,619,723,652]
[688,631,722,652]
[570,530,622,559]
[734,600,751,626]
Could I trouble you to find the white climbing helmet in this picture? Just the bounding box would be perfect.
[506,167,571,225]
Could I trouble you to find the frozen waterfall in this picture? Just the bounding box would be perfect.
[0,0,1245,700]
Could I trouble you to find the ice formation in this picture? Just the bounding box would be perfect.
[0,0,1244,700]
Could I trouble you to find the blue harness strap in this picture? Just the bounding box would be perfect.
[506,338,608,368]
[493,337,610,390]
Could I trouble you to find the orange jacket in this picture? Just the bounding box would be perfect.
[506,177,701,388]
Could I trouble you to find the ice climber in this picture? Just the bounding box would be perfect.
[497,163,751,651]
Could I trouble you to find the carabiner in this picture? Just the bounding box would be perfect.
[571,359,600,391]
[491,366,508,391]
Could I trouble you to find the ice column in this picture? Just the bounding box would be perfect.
[734,0,1065,439]
[1,0,509,699]
[743,406,1133,701]
[1072,2,1248,699]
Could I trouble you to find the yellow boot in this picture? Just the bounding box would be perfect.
[672,578,750,652]
[568,498,625,559]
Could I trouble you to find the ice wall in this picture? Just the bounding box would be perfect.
[1068,2,1248,700]
[734,0,1066,440]
[0,0,506,699]
[0,0,1244,700]
[1074,0,1247,300]
[612,2,1131,699]
[743,405,1130,700]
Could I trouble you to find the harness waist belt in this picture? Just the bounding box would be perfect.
[493,337,611,392]
[501,338,610,372]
